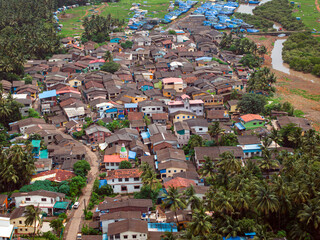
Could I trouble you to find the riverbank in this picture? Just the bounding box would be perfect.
[247,34,320,130]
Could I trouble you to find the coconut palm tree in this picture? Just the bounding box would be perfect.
[297,198,320,231]
[199,156,216,179]
[183,185,201,210]
[269,128,282,151]
[253,184,279,216]
[218,151,242,174]
[162,186,187,228]
[208,122,225,143]
[25,205,42,240]
[188,206,212,239]
[258,149,279,179]
[161,231,177,240]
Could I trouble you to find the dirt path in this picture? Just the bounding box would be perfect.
[63,145,99,240]
[316,0,320,12]
[248,34,320,130]
[80,3,107,20]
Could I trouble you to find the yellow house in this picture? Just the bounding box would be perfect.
[68,78,82,88]
[171,111,197,123]
[10,207,41,235]
[158,160,188,179]
[162,78,184,93]
[124,94,148,103]
[226,100,239,113]
[194,94,223,107]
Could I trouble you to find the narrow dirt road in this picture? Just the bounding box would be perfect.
[63,146,99,240]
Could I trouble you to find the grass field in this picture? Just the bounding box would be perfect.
[59,0,171,37]
[292,0,320,32]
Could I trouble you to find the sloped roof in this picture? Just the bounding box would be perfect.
[31,169,75,182]
[164,177,196,189]
[240,114,264,122]
[108,219,148,236]
[106,169,141,180]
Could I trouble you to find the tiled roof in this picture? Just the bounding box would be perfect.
[240,114,264,122]
[106,169,141,180]
[103,155,128,163]
[128,112,144,121]
[108,219,148,236]
[164,177,196,189]
[31,169,75,182]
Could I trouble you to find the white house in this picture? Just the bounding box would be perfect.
[101,211,141,233]
[88,59,105,71]
[96,102,116,119]
[0,217,14,240]
[106,169,142,194]
[167,98,204,117]
[11,190,65,216]
[138,100,166,117]
[108,219,148,240]
[185,119,209,134]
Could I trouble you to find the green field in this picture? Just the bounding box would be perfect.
[59,0,172,37]
[292,0,320,32]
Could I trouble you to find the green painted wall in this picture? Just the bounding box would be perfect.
[242,120,265,130]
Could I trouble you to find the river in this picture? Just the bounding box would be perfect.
[236,0,272,15]
[271,39,291,75]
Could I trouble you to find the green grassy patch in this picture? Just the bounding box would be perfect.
[293,109,305,117]
[259,36,267,40]
[292,0,320,31]
[58,5,95,37]
[290,88,320,102]
[59,0,174,37]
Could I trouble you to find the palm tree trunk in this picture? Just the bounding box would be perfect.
[174,211,180,230]
[33,220,36,240]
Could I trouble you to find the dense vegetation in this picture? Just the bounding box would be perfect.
[220,33,266,68]
[253,0,305,31]
[247,67,277,94]
[234,13,273,30]
[82,14,125,43]
[0,144,35,192]
[160,128,320,239]
[283,32,320,76]
[0,0,63,80]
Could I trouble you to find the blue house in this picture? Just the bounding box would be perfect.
[124,103,138,115]
[237,135,262,159]
[110,37,121,43]
[138,81,154,92]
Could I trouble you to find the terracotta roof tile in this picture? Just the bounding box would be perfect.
[240,114,264,122]
[106,169,141,180]
[164,177,196,189]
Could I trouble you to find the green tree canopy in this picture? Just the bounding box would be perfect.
[100,61,120,74]
[119,160,132,169]
[237,93,266,114]
[73,160,91,178]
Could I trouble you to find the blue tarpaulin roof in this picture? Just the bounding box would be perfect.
[124,103,137,108]
[141,131,150,139]
[99,179,107,188]
[235,122,245,130]
[39,90,56,99]
[32,140,41,148]
[129,151,136,159]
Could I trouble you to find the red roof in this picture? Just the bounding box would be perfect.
[56,86,80,95]
[164,177,196,189]
[240,114,264,122]
[89,59,105,64]
[128,112,144,121]
[106,169,141,180]
[104,155,128,163]
[31,169,75,182]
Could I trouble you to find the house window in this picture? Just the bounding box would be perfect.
[174,170,177,172]
[187,116,190,118]
[118,178,123,182]
[177,117,179,119]
[199,128,203,131]
[259,122,263,124]
[121,186,127,191]
[25,198,31,201]
[183,116,185,119]
[124,235,128,239]
[133,235,137,239]
[253,122,257,125]
[152,108,155,110]
[25,228,28,231]
[134,177,140,181]
[19,221,22,224]
[134,185,140,189]
[41,198,47,202]
[168,170,171,173]
[125,178,129,182]
[111,163,114,166]
[157,108,160,110]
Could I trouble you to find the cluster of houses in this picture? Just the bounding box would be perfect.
[0,13,314,240]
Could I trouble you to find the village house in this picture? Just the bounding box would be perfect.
[98,199,153,214]
[105,169,142,194]
[103,144,129,171]
[167,97,204,117]
[10,207,41,235]
[139,100,166,117]
[84,124,112,144]
[235,114,266,131]
[11,190,65,216]
[0,217,14,240]
[174,121,190,146]
[237,135,262,159]
[194,146,244,169]
[107,219,148,240]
